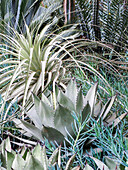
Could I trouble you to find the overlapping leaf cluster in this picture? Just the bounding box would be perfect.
[1,137,126,170]
[0,137,60,169]
[14,80,127,144]
[0,19,79,122]
[75,0,128,45]
[0,0,61,33]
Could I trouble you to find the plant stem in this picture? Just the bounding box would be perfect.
[73,123,81,151]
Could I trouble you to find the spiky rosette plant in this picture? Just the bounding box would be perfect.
[13,80,127,144]
[0,137,61,169]
[0,17,80,121]
[1,137,125,170]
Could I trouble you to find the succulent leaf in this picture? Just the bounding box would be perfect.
[82,103,91,124]
[58,91,75,111]
[20,120,44,141]
[0,153,6,169]
[65,154,76,170]
[33,94,54,127]
[32,144,45,164]
[98,96,116,122]
[27,106,42,129]
[108,112,127,127]
[42,145,48,169]
[0,137,12,169]
[48,147,59,167]
[104,156,120,170]
[102,96,116,120]
[83,164,93,170]
[90,156,109,170]
[12,154,26,170]
[4,137,11,153]
[76,88,84,114]
[13,118,32,137]
[105,113,116,124]
[41,126,65,143]
[13,80,126,145]
[0,16,80,116]
[83,83,98,116]
[0,137,127,169]
[54,104,74,137]
[40,92,52,107]
[93,102,102,119]
[65,79,78,106]
[6,151,15,170]
[24,154,43,170]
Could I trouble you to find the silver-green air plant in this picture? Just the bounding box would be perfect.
[0,18,79,121]
[13,80,127,144]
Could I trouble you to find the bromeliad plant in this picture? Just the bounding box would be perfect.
[13,80,127,144]
[0,18,79,121]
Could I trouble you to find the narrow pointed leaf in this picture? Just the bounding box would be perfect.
[65,154,76,170]
[5,137,11,152]
[22,72,36,107]
[41,93,51,106]
[98,96,116,122]
[76,88,84,114]
[105,157,120,170]
[58,145,61,168]
[49,147,59,167]
[0,153,6,169]
[90,156,109,170]
[105,113,116,124]
[24,155,43,170]
[93,102,102,118]
[84,83,98,115]
[83,164,93,170]
[7,151,15,170]
[65,79,78,106]
[12,154,25,170]
[108,112,127,127]
[32,144,44,163]
[102,96,116,120]
[42,145,48,169]
[82,103,91,123]
[27,106,42,129]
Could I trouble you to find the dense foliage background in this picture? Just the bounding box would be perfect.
[0,0,128,169]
